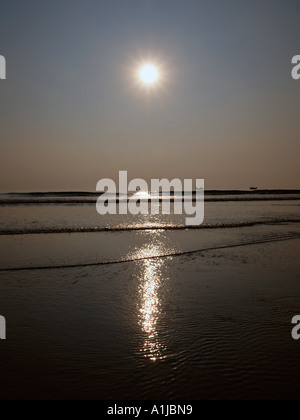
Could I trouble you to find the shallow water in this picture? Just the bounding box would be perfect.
[0,196,299,399]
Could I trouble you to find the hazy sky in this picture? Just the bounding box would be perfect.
[0,0,299,191]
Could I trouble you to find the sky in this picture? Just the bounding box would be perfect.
[0,0,299,192]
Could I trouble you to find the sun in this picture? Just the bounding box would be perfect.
[132,58,165,92]
[139,64,160,86]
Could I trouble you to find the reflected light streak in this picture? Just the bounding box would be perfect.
[133,239,174,362]
[139,258,166,362]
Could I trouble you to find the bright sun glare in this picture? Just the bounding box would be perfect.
[139,64,159,86]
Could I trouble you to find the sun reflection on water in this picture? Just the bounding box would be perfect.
[133,238,174,362]
[139,258,165,361]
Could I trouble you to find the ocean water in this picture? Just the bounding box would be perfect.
[0,191,299,400]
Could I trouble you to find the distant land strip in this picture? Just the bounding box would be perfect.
[1,189,300,196]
